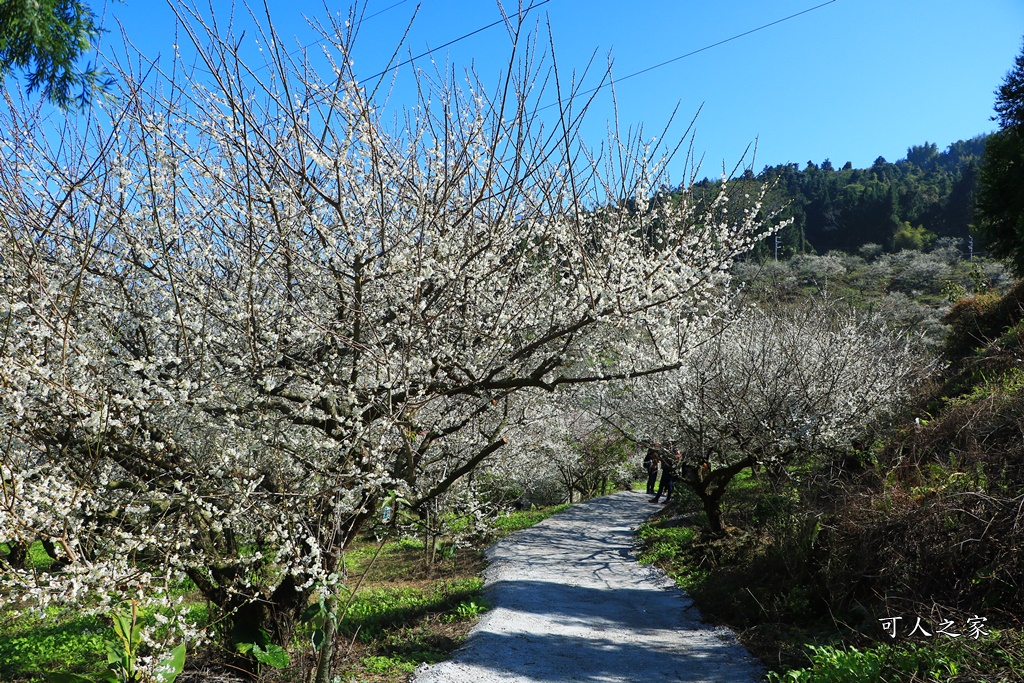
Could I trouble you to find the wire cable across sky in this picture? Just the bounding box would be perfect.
[614,0,836,88]
[354,0,838,97]
[102,0,1022,172]
[537,0,838,111]
[358,0,554,84]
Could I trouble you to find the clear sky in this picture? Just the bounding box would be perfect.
[85,0,1024,181]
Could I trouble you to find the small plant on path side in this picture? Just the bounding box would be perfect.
[45,601,185,683]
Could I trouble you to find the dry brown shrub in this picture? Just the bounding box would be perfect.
[817,385,1024,626]
[944,280,1024,358]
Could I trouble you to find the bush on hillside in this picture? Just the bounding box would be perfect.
[944,279,1024,358]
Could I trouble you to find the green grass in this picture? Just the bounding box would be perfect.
[767,635,1024,683]
[636,524,696,563]
[0,611,107,680]
[945,366,1024,408]
[0,541,57,570]
[635,521,709,589]
[0,599,207,681]
[490,504,570,536]
[342,536,429,577]
[360,654,418,674]
[337,577,485,642]
[321,503,574,681]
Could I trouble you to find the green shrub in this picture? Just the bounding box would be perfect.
[768,637,1021,683]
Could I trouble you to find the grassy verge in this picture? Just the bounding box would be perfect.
[0,502,573,682]
[636,471,1024,683]
[490,504,570,537]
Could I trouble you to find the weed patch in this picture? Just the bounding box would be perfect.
[0,613,107,679]
[767,634,1024,683]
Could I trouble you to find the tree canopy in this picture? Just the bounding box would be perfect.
[673,136,986,260]
[0,5,777,678]
[994,39,1024,130]
[977,38,1024,275]
[0,0,108,109]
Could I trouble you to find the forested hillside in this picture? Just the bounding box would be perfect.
[688,136,988,258]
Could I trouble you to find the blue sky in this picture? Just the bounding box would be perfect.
[88,0,1024,181]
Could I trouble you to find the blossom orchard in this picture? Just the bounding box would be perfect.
[0,5,778,672]
[495,392,637,506]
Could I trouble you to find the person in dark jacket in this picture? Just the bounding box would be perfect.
[643,446,660,495]
[650,450,680,504]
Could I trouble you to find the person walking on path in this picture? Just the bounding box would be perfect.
[411,491,762,683]
[650,450,680,504]
[643,445,661,495]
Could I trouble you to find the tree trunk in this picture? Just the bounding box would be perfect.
[313,594,339,683]
[681,456,754,535]
[698,492,724,534]
[228,574,306,655]
[6,541,27,569]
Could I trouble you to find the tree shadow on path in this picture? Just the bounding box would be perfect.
[411,491,761,683]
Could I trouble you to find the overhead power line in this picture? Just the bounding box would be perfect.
[350,0,838,106]
[539,0,839,111]
[618,0,836,87]
[359,0,553,84]
[361,1,411,24]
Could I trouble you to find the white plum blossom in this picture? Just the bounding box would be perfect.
[597,298,930,531]
[0,3,779,674]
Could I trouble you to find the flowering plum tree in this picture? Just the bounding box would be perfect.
[0,4,776,675]
[604,299,928,532]
[498,393,637,505]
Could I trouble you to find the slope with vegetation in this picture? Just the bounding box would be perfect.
[636,278,1024,682]
[636,37,1024,670]
[756,136,986,257]
[663,134,986,262]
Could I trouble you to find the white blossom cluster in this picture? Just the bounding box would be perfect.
[602,299,930,472]
[485,391,637,505]
[0,5,779,659]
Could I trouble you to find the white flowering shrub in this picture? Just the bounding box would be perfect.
[790,252,848,280]
[930,237,965,265]
[0,4,777,674]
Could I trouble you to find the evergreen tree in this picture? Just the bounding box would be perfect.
[0,0,109,109]
[977,38,1024,274]
[994,39,1024,129]
[907,142,939,169]
[702,136,982,257]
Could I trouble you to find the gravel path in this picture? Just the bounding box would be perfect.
[411,490,764,682]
